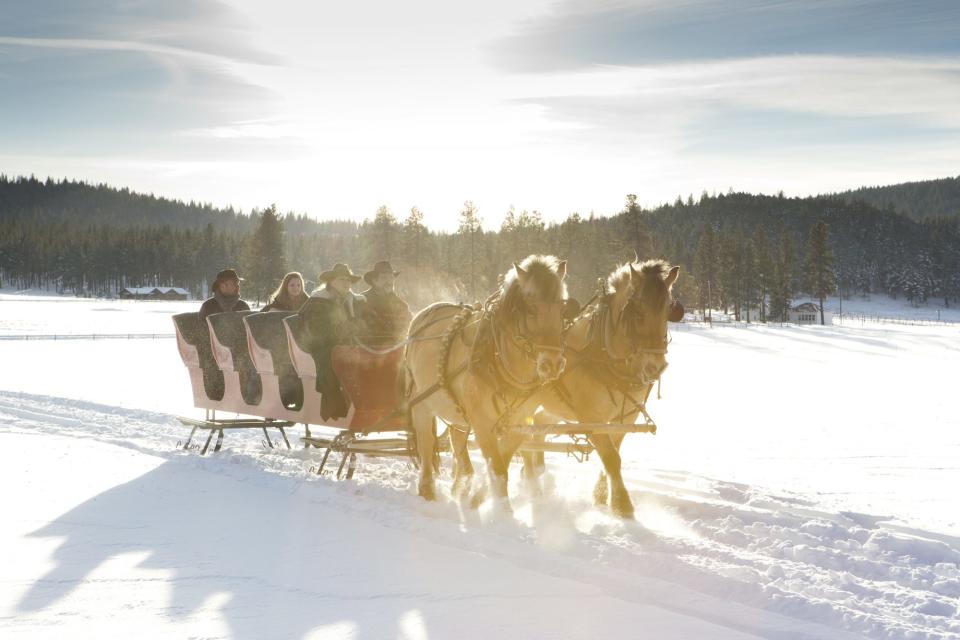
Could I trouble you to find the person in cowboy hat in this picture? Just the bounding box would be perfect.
[358,260,412,348]
[298,263,366,420]
[198,268,251,328]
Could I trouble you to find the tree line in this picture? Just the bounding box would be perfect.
[835,175,960,222]
[1,176,958,316]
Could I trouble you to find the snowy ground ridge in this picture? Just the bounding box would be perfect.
[2,390,957,640]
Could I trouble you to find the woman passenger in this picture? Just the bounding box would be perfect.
[262,271,309,312]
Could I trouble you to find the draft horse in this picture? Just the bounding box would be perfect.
[452,259,681,518]
[401,255,569,505]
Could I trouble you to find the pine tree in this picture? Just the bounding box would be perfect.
[515,209,545,257]
[624,194,654,259]
[769,231,796,321]
[457,201,482,298]
[780,229,797,297]
[558,213,588,297]
[244,204,287,304]
[402,207,428,268]
[740,237,759,322]
[753,227,773,322]
[364,205,398,264]
[718,229,740,318]
[803,219,835,324]
[694,225,718,320]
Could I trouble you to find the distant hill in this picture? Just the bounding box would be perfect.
[1,174,958,312]
[833,176,960,221]
[0,175,360,237]
[0,175,253,231]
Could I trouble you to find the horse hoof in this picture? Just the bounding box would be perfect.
[418,485,436,501]
[612,504,635,520]
[610,493,635,519]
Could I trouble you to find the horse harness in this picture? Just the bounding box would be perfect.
[548,285,671,424]
[432,290,561,435]
[412,282,671,436]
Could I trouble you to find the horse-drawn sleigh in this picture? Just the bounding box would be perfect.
[173,255,682,516]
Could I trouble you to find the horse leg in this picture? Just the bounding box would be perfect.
[462,429,526,509]
[495,431,540,498]
[473,426,511,505]
[411,403,437,501]
[521,446,545,484]
[589,434,634,519]
[595,412,636,507]
[523,409,553,480]
[449,425,474,498]
[609,430,627,453]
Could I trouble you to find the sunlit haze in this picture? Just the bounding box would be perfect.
[2,1,959,229]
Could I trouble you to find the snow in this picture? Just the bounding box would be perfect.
[0,293,190,336]
[1,293,959,639]
[822,294,960,324]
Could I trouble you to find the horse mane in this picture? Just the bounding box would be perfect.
[500,254,567,314]
[607,259,672,310]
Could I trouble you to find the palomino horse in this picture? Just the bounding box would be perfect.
[454,259,680,518]
[400,255,568,504]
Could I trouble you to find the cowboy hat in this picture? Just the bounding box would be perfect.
[318,263,361,284]
[211,268,244,293]
[363,260,401,285]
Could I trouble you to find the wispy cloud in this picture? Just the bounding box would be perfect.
[491,2,960,175]
[0,35,263,68]
[513,57,960,137]
[0,1,277,159]
[3,1,959,222]
[491,0,960,72]
[1,0,274,65]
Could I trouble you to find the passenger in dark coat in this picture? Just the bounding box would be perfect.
[259,272,310,407]
[262,271,309,312]
[197,268,252,398]
[298,263,366,420]
[359,261,412,348]
[199,268,251,328]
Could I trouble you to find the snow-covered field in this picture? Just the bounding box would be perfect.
[1,294,959,639]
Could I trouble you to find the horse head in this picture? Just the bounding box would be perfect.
[500,255,568,383]
[607,259,680,385]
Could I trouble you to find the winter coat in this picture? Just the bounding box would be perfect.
[359,287,412,348]
[198,294,251,329]
[298,287,367,420]
[262,292,309,313]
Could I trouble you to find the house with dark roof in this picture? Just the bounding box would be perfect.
[788,301,833,325]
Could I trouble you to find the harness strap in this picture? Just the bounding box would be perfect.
[489,313,545,392]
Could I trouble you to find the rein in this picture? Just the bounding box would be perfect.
[430,284,565,434]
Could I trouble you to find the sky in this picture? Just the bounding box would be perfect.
[1,0,959,230]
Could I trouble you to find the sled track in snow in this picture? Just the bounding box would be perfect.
[1,390,958,640]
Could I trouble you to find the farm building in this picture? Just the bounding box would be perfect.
[788,301,833,324]
[119,287,189,301]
